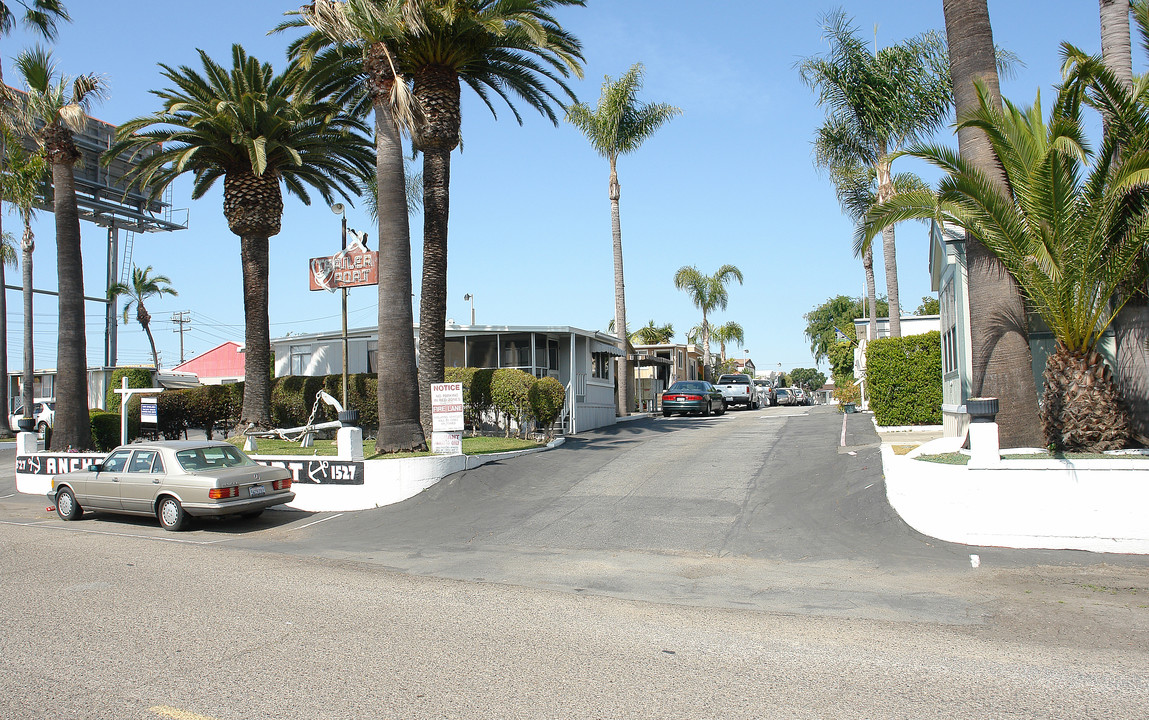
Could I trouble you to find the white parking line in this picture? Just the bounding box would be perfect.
[293,512,344,530]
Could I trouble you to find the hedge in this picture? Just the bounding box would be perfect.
[89,410,123,451]
[105,368,153,414]
[528,376,565,439]
[866,331,942,426]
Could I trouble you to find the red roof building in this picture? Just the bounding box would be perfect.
[172,342,245,385]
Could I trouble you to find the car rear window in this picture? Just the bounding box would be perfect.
[667,382,707,392]
[718,375,749,384]
[176,445,256,471]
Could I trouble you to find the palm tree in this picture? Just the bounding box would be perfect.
[0,1,68,437]
[711,321,744,364]
[567,63,680,416]
[403,0,585,436]
[106,44,374,432]
[798,11,952,339]
[108,266,178,371]
[863,82,1149,451]
[632,320,674,346]
[0,126,46,429]
[14,47,102,450]
[942,0,1043,448]
[673,264,743,379]
[284,0,428,453]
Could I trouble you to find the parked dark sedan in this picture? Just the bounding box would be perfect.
[661,381,726,417]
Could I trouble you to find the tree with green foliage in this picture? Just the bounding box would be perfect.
[107,44,373,433]
[711,321,744,364]
[673,264,743,379]
[568,62,681,415]
[798,10,951,339]
[108,266,178,371]
[15,46,103,450]
[915,296,940,315]
[790,367,827,393]
[803,294,888,365]
[632,320,674,345]
[864,81,1149,451]
[528,376,565,440]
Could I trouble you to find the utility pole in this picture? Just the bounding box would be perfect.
[171,311,191,364]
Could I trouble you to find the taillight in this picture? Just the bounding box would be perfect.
[684,394,703,401]
[209,487,239,499]
[273,478,292,491]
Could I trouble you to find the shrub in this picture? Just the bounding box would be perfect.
[156,390,189,440]
[529,376,565,439]
[491,368,535,438]
[105,368,153,414]
[89,410,121,451]
[866,331,942,426]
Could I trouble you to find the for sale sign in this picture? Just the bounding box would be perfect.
[140,397,158,425]
[431,382,464,433]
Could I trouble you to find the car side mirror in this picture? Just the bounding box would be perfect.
[87,464,101,473]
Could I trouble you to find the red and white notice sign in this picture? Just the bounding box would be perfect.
[431,382,464,433]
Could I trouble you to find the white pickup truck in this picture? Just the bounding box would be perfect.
[714,374,758,410]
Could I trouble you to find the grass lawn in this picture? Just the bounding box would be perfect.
[916,450,1149,465]
[227,435,543,459]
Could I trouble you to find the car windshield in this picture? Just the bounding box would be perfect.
[176,445,256,472]
[667,382,708,393]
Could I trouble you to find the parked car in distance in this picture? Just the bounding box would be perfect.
[8,399,54,437]
[661,381,726,417]
[714,374,758,410]
[793,388,808,406]
[48,440,295,531]
[774,387,795,406]
[752,379,775,407]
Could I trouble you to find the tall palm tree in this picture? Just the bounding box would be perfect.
[14,47,102,450]
[284,0,427,453]
[108,266,178,371]
[673,264,743,380]
[567,63,680,416]
[404,0,585,436]
[798,11,952,339]
[106,44,374,432]
[283,0,429,452]
[941,0,1043,448]
[0,126,46,430]
[0,1,67,437]
[863,82,1149,451]
[711,321,744,364]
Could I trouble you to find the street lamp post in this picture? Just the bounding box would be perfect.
[332,203,349,409]
[463,293,475,325]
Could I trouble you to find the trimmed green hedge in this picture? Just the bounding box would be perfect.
[105,368,153,414]
[866,331,942,426]
[89,410,122,451]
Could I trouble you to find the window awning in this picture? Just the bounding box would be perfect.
[591,340,623,356]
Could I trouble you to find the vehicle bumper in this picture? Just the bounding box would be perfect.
[662,401,706,413]
[181,492,296,517]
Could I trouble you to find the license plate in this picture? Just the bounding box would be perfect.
[674,396,683,401]
[249,485,266,497]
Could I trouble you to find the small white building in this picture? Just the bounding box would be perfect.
[271,323,624,434]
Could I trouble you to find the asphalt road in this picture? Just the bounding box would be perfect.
[1,407,1147,719]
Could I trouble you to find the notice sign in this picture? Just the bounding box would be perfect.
[431,382,464,433]
[140,397,158,425]
[309,243,379,291]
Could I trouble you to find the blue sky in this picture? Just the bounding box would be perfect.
[1,1,1121,376]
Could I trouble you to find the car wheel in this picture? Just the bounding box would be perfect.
[717,402,726,416]
[703,401,711,417]
[662,410,671,417]
[36,422,48,440]
[157,496,189,532]
[55,487,81,521]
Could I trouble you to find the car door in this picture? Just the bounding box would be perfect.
[84,449,132,510]
[120,450,165,514]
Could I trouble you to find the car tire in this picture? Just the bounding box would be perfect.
[662,410,671,417]
[157,496,189,532]
[55,487,81,521]
[702,401,711,417]
[717,402,726,416]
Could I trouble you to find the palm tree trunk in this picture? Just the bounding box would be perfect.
[142,320,160,371]
[876,155,900,338]
[373,95,425,453]
[418,147,450,437]
[1101,0,1134,90]
[943,0,1043,448]
[238,234,271,428]
[610,157,630,416]
[701,313,711,379]
[50,158,92,450]
[0,248,10,439]
[21,219,33,425]
[863,244,878,341]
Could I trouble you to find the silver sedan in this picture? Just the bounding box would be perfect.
[48,441,295,531]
